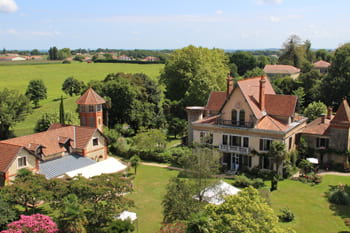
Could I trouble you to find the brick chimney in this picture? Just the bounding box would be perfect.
[327,107,333,119]
[321,113,326,124]
[259,75,266,111]
[226,73,233,98]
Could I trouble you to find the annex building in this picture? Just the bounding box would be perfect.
[0,88,117,185]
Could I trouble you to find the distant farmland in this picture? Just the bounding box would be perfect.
[0,62,164,136]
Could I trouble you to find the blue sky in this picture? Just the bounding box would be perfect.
[0,0,349,50]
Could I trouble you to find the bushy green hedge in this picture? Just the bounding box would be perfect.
[233,175,265,189]
[94,59,164,64]
[328,184,350,205]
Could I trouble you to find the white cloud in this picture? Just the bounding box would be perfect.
[256,0,283,5]
[215,10,224,15]
[0,0,18,13]
[269,16,280,22]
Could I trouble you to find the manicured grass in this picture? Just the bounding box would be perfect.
[0,62,163,136]
[128,165,178,233]
[270,175,350,233]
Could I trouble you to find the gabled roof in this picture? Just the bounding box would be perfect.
[255,115,289,132]
[302,116,333,135]
[0,143,25,172]
[76,88,106,105]
[206,92,226,112]
[331,99,350,124]
[263,65,300,74]
[313,60,331,68]
[265,94,297,117]
[236,76,275,119]
[1,125,98,157]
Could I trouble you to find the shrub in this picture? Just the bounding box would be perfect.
[278,208,295,222]
[252,178,265,189]
[233,175,252,188]
[2,214,58,233]
[62,60,71,64]
[258,187,271,205]
[344,218,350,228]
[328,184,350,205]
[257,169,275,180]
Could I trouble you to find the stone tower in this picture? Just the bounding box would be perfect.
[76,88,106,132]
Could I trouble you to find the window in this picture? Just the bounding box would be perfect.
[80,105,85,112]
[89,105,94,112]
[224,134,249,148]
[222,135,228,145]
[243,137,249,148]
[231,110,237,125]
[316,137,329,149]
[18,156,27,168]
[289,137,293,150]
[239,110,245,125]
[93,138,99,146]
[259,156,273,170]
[97,104,102,112]
[259,138,272,151]
[229,135,241,146]
[243,155,252,167]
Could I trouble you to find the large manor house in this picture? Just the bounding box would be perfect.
[0,88,109,185]
[187,75,350,173]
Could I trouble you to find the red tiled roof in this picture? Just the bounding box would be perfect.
[206,92,226,112]
[2,126,97,157]
[313,60,331,68]
[194,115,220,124]
[263,65,300,74]
[0,143,24,172]
[76,88,106,105]
[331,99,350,124]
[265,94,297,117]
[302,116,333,135]
[256,115,289,131]
[237,76,275,119]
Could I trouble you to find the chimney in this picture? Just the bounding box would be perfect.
[226,73,233,98]
[259,75,266,111]
[321,113,326,124]
[327,107,333,119]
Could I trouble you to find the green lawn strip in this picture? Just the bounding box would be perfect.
[128,165,178,233]
[270,175,350,233]
[0,63,163,136]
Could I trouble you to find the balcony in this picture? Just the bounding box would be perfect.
[219,144,250,154]
[216,119,254,128]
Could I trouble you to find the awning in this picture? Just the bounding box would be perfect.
[193,180,241,205]
[117,211,137,222]
[66,157,127,178]
[307,158,319,164]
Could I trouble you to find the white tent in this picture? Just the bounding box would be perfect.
[117,211,137,222]
[194,180,241,205]
[307,158,319,164]
[66,157,127,178]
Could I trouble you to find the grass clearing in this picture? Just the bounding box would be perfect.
[270,175,350,233]
[128,165,178,233]
[0,62,163,135]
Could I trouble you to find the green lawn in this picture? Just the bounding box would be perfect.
[128,165,178,233]
[0,62,163,136]
[270,175,350,233]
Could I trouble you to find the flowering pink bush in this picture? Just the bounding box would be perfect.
[1,214,58,233]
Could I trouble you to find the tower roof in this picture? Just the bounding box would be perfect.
[331,98,350,124]
[76,88,106,105]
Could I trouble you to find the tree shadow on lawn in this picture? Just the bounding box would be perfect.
[326,185,350,232]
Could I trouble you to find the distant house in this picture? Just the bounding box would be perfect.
[143,56,160,62]
[116,55,132,61]
[263,64,300,79]
[313,60,331,74]
[0,56,26,62]
[302,99,350,167]
[0,88,116,185]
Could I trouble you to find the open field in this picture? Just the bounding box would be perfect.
[128,165,178,233]
[0,62,163,136]
[270,175,350,233]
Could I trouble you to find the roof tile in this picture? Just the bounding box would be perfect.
[76,88,106,105]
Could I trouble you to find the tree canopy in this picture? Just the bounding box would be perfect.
[303,101,327,122]
[161,45,229,106]
[25,79,47,108]
[229,51,257,76]
[62,77,86,96]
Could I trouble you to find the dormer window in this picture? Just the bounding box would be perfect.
[93,138,99,146]
[231,109,245,126]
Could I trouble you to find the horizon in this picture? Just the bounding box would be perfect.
[1,0,350,50]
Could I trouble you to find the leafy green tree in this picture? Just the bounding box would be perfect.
[0,88,31,139]
[130,155,141,174]
[62,77,86,96]
[74,55,85,62]
[48,46,58,60]
[162,178,202,223]
[34,112,78,132]
[304,101,327,122]
[315,49,333,62]
[272,76,299,95]
[59,96,65,125]
[292,87,305,111]
[0,196,16,230]
[133,129,167,152]
[58,194,87,233]
[299,70,322,106]
[104,53,113,60]
[230,51,257,76]
[278,35,306,68]
[161,45,229,106]
[57,48,71,60]
[186,212,213,233]
[205,187,287,233]
[30,49,40,55]
[25,79,47,108]
[304,39,315,63]
[168,117,187,138]
[103,219,134,233]
[269,141,287,176]
[256,55,270,68]
[321,43,350,107]
[243,67,265,78]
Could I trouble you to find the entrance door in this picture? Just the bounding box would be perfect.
[231,154,240,171]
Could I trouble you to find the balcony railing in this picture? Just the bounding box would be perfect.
[219,144,250,154]
[216,119,254,128]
